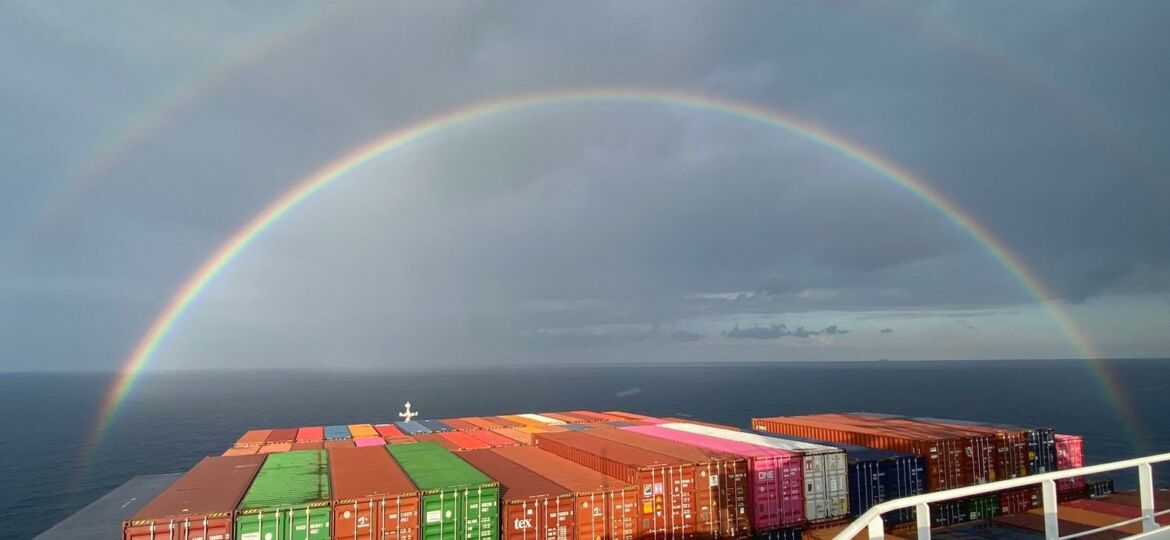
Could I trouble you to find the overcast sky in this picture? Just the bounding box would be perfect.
[2,1,1168,371]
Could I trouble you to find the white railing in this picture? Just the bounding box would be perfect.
[832,452,1170,540]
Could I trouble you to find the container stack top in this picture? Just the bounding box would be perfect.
[459,449,570,501]
[385,442,496,491]
[329,446,417,503]
[127,455,265,524]
[238,450,330,511]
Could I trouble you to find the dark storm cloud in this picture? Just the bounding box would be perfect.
[1,1,1168,370]
[880,328,894,334]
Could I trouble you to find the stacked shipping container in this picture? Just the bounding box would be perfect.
[386,442,500,540]
[329,446,420,540]
[123,455,265,540]
[236,450,332,540]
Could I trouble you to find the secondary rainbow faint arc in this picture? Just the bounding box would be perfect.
[90,87,1138,450]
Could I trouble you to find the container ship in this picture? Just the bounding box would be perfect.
[37,406,1167,540]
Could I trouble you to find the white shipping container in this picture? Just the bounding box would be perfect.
[517,413,568,425]
[660,422,850,522]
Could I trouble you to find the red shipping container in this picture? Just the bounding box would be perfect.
[439,431,493,451]
[439,418,483,431]
[753,414,983,492]
[493,446,639,540]
[466,429,522,448]
[234,429,271,447]
[460,449,576,540]
[266,428,299,444]
[849,413,1029,482]
[123,455,265,540]
[534,431,699,540]
[330,446,420,540]
[835,413,1000,484]
[496,428,534,445]
[622,424,803,530]
[412,432,461,451]
[571,411,626,422]
[297,426,325,442]
[463,417,508,430]
[584,427,752,537]
[376,423,408,438]
[1056,434,1085,497]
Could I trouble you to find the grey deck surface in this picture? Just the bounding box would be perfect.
[34,473,181,540]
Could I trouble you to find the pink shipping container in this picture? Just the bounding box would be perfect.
[621,424,804,530]
[1056,434,1085,498]
[354,436,388,447]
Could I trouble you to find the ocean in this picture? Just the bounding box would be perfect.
[3,359,1169,538]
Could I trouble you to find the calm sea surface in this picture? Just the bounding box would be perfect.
[3,359,1169,538]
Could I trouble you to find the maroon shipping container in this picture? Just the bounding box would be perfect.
[1056,434,1085,498]
[753,414,984,492]
[330,446,420,540]
[439,418,483,431]
[460,449,576,540]
[293,441,325,451]
[493,446,639,540]
[265,428,299,444]
[584,427,751,538]
[533,431,696,540]
[123,455,265,540]
[834,413,1000,484]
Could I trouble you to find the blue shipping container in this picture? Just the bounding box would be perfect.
[395,420,431,434]
[418,419,453,432]
[783,435,925,524]
[324,425,351,440]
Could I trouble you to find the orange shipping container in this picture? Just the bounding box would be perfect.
[234,429,271,447]
[349,424,380,438]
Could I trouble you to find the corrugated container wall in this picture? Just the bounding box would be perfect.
[533,430,695,540]
[586,427,751,538]
[621,424,804,531]
[385,442,500,540]
[459,449,576,540]
[753,414,981,492]
[1055,434,1086,499]
[492,446,639,540]
[123,455,265,540]
[658,422,849,524]
[329,446,420,540]
[236,450,332,540]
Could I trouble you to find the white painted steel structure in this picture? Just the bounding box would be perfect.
[832,452,1170,540]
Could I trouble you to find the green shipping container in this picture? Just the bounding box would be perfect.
[964,493,1002,520]
[386,442,499,540]
[236,450,331,540]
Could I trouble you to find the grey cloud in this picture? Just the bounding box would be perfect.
[880,328,894,334]
[669,330,704,343]
[724,323,849,340]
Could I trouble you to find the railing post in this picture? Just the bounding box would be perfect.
[1042,479,1060,540]
[1139,462,1156,532]
[916,503,931,540]
[868,515,885,540]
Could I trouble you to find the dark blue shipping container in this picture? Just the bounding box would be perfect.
[395,420,431,434]
[419,419,453,432]
[324,425,351,440]
[783,435,925,524]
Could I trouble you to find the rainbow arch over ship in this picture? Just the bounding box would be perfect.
[85,87,1141,458]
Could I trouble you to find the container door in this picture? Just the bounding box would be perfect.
[825,453,849,520]
[607,490,637,540]
[802,454,827,522]
[335,500,376,540]
[290,507,331,540]
[573,493,602,540]
[461,486,499,540]
[383,496,421,540]
[749,457,781,532]
[690,464,715,537]
[638,470,667,540]
[547,497,574,540]
[125,518,233,540]
[422,493,455,540]
[237,511,283,540]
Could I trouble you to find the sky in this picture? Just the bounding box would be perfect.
[1,1,1168,372]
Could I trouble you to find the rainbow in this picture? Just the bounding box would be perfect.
[86,87,1140,456]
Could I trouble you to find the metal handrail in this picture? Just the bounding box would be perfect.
[831,451,1170,540]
